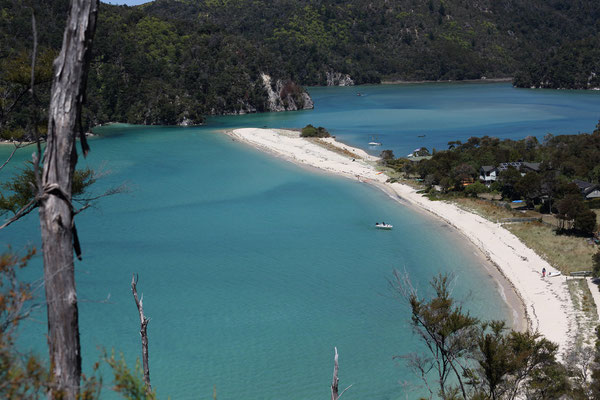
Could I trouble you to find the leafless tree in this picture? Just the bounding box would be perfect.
[38,0,99,398]
[131,274,151,394]
[331,347,352,400]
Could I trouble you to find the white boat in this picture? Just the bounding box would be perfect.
[369,135,382,146]
[375,223,393,230]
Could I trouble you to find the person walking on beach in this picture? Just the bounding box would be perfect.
[542,267,546,278]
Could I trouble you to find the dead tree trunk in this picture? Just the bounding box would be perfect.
[331,347,339,400]
[131,274,151,393]
[331,347,352,400]
[39,1,99,398]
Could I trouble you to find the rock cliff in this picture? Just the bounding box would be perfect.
[261,73,314,112]
[326,71,355,86]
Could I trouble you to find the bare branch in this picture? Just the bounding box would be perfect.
[30,10,37,99]
[0,143,21,172]
[74,182,129,204]
[29,8,43,195]
[131,273,151,394]
[395,352,434,396]
[331,347,352,400]
[0,198,37,230]
[331,347,339,400]
[0,87,30,124]
[73,203,92,216]
[338,384,353,400]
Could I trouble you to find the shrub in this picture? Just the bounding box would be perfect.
[574,208,598,236]
[300,124,330,138]
[464,181,488,197]
[593,250,600,278]
[379,149,395,166]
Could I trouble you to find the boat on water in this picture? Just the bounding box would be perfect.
[368,135,382,146]
[375,222,393,230]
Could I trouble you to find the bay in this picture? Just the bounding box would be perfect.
[208,82,600,158]
[2,82,599,399]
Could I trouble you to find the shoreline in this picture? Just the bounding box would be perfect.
[368,179,527,332]
[225,128,577,355]
[380,77,513,85]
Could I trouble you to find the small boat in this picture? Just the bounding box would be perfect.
[368,135,382,146]
[375,222,393,230]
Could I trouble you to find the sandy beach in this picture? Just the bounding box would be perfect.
[226,127,581,355]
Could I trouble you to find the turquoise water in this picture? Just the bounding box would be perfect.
[2,83,600,399]
[209,82,600,158]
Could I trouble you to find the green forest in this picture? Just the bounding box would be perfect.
[2,0,600,137]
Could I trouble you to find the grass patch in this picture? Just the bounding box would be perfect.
[566,278,599,347]
[311,138,364,159]
[389,180,598,274]
[397,178,425,190]
[506,222,596,274]
[447,197,597,274]
[452,197,520,221]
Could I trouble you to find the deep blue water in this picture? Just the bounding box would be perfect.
[1,83,599,399]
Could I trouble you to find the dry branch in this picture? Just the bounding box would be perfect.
[0,198,37,230]
[0,143,24,172]
[331,347,352,400]
[131,274,151,393]
[331,347,339,400]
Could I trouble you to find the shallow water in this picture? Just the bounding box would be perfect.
[2,83,599,399]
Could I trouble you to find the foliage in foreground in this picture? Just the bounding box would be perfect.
[0,164,97,217]
[392,271,600,399]
[104,351,156,400]
[0,249,46,400]
[0,249,155,400]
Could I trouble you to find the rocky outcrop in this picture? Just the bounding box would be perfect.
[326,71,354,86]
[178,118,193,126]
[260,73,314,112]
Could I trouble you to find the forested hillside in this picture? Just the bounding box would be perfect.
[1,0,599,135]
[514,34,600,89]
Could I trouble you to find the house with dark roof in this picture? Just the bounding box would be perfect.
[520,162,541,173]
[479,162,541,185]
[479,166,498,183]
[572,179,600,199]
[496,162,540,173]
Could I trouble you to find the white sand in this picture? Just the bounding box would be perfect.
[226,128,577,355]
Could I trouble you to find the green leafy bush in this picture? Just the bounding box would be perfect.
[300,124,330,138]
[464,181,488,197]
